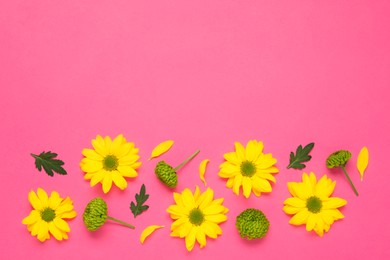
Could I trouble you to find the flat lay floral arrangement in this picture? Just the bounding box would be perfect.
[23,134,369,251]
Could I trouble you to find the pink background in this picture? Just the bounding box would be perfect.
[1,1,390,259]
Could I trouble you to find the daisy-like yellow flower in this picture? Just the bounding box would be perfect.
[22,188,76,242]
[218,140,279,198]
[80,134,141,193]
[167,186,228,252]
[283,172,347,237]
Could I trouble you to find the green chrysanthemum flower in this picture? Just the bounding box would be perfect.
[155,161,178,188]
[83,198,108,231]
[83,197,135,231]
[326,150,358,196]
[236,208,270,240]
[154,150,200,188]
[326,150,352,168]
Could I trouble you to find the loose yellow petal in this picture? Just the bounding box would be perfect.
[199,159,210,186]
[140,225,164,244]
[149,140,174,160]
[357,146,369,181]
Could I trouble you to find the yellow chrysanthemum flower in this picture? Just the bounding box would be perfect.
[80,134,141,193]
[283,172,347,237]
[22,188,76,242]
[167,186,228,252]
[218,140,279,198]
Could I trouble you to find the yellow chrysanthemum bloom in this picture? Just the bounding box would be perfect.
[218,140,279,198]
[167,186,228,252]
[283,172,347,237]
[22,188,76,242]
[80,134,141,193]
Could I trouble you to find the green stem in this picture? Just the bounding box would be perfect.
[341,166,359,196]
[174,150,200,171]
[107,216,135,229]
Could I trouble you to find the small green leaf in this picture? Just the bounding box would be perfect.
[130,184,150,218]
[31,151,67,177]
[287,143,315,170]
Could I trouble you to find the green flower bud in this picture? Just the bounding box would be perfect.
[236,208,270,240]
[326,150,352,168]
[155,161,178,188]
[83,197,107,231]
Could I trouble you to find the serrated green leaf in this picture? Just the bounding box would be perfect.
[31,151,67,177]
[130,184,149,218]
[287,143,315,170]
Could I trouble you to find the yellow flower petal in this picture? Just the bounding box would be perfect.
[289,210,309,226]
[204,214,227,224]
[242,177,252,198]
[283,205,302,215]
[284,197,306,208]
[90,170,106,187]
[49,222,63,241]
[306,214,317,231]
[181,189,196,209]
[118,154,140,165]
[185,227,197,252]
[48,191,61,210]
[28,190,43,211]
[91,135,108,156]
[199,159,210,186]
[117,165,138,177]
[223,152,240,165]
[140,225,164,244]
[110,134,124,154]
[22,210,40,225]
[54,218,70,232]
[102,173,113,193]
[234,142,246,161]
[196,229,207,248]
[112,171,128,190]
[232,174,243,195]
[357,146,369,181]
[245,140,260,162]
[201,221,222,239]
[198,188,214,209]
[149,140,174,160]
[82,148,103,161]
[37,221,49,242]
[322,197,347,210]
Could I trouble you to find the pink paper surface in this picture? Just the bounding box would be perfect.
[1,1,390,259]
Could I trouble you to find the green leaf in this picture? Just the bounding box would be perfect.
[287,143,315,170]
[31,151,67,177]
[130,184,150,218]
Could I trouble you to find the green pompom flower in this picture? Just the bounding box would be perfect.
[83,197,135,231]
[155,150,200,188]
[326,150,352,168]
[236,208,270,240]
[155,161,177,188]
[326,150,358,196]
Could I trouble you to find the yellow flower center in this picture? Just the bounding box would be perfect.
[306,196,322,213]
[103,155,119,171]
[41,208,56,222]
[240,161,256,177]
[189,208,204,226]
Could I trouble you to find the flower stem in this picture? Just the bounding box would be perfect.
[174,150,200,171]
[341,166,359,196]
[107,216,135,229]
